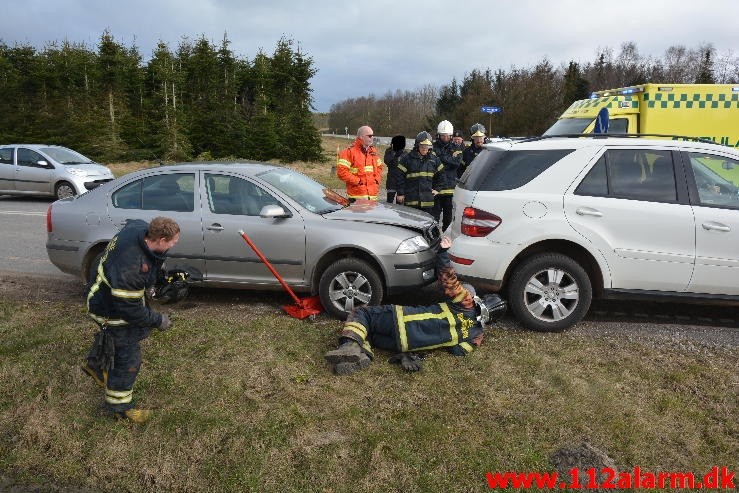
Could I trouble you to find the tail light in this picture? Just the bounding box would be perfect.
[461,207,501,237]
[46,204,53,232]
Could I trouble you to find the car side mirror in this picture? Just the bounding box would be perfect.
[259,204,291,218]
[37,160,51,168]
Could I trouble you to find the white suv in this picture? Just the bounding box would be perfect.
[449,136,739,331]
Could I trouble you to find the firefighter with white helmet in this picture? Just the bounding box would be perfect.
[432,120,463,231]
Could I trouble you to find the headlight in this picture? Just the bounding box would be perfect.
[395,235,429,254]
[67,168,88,177]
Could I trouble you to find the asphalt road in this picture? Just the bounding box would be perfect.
[0,194,737,347]
[0,195,72,277]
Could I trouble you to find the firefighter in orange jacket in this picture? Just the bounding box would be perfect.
[337,125,384,200]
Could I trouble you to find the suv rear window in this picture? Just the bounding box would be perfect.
[459,148,574,191]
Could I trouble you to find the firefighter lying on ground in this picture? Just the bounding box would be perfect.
[324,236,506,375]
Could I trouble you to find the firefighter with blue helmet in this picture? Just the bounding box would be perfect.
[460,123,487,178]
[396,131,446,215]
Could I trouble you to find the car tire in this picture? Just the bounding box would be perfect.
[86,250,105,288]
[508,253,592,332]
[55,181,77,199]
[319,258,384,320]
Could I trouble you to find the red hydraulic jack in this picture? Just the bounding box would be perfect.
[238,229,323,319]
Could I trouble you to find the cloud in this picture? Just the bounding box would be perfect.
[3,0,737,111]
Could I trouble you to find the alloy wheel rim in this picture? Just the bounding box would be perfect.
[523,268,579,322]
[327,271,372,313]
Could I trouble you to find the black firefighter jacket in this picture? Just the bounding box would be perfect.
[433,139,464,194]
[396,149,446,209]
[87,219,164,328]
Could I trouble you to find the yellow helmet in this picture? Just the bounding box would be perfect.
[415,131,433,146]
[470,123,487,138]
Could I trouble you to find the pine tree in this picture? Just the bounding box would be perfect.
[695,46,716,84]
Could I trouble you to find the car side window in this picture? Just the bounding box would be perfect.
[112,173,195,212]
[17,149,47,168]
[576,150,677,203]
[205,173,278,216]
[0,148,13,164]
[689,153,739,208]
[575,155,608,196]
[608,118,628,134]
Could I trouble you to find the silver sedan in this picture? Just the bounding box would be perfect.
[46,163,440,318]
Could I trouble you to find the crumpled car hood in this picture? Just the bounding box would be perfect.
[323,201,436,230]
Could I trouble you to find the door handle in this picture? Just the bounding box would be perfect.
[206,223,224,231]
[702,221,730,232]
[575,207,603,217]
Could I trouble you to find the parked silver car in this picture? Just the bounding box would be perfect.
[46,163,440,318]
[0,144,115,199]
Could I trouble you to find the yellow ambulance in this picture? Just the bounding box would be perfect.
[545,83,739,148]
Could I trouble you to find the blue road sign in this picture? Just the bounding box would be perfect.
[481,106,501,114]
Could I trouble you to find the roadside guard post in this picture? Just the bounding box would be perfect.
[238,230,323,319]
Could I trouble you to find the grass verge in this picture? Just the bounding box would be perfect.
[0,295,736,492]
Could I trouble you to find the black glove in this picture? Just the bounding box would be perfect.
[159,313,172,331]
[389,352,423,372]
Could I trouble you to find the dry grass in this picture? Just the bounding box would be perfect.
[0,293,736,492]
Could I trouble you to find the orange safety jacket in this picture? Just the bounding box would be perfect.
[337,138,384,200]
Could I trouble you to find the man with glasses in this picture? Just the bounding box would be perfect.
[337,125,384,201]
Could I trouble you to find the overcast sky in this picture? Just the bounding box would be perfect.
[4,0,737,112]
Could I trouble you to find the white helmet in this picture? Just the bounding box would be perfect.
[437,120,453,135]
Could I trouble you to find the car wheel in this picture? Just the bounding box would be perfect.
[55,181,77,199]
[319,258,384,320]
[508,253,592,332]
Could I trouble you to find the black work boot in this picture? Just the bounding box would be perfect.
[324,340,364,364]
[81,362,107,388]
[334,353,372,375]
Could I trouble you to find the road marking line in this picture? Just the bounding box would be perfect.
[0,211,46,216]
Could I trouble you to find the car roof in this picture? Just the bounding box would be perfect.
[485,135,739,155]
[153,161,279,175]
[0,144,71,149]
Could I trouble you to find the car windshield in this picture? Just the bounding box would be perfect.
[258,168,348,213]
[40,147,94,165]
[544,118,593,135]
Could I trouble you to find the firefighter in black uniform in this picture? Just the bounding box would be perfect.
[384,134,407,203]
[82,217,180,423]
[432,120,464,231]
[396,131,446,215]
[459,123,487,178]
[324,236,506,375]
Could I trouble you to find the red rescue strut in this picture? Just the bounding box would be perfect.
[238,229,323,319]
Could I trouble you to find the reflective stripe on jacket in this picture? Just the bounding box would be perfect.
[337,138,384,200]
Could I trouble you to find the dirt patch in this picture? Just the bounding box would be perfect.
[0,271,85,303]
[550,441,617,491]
